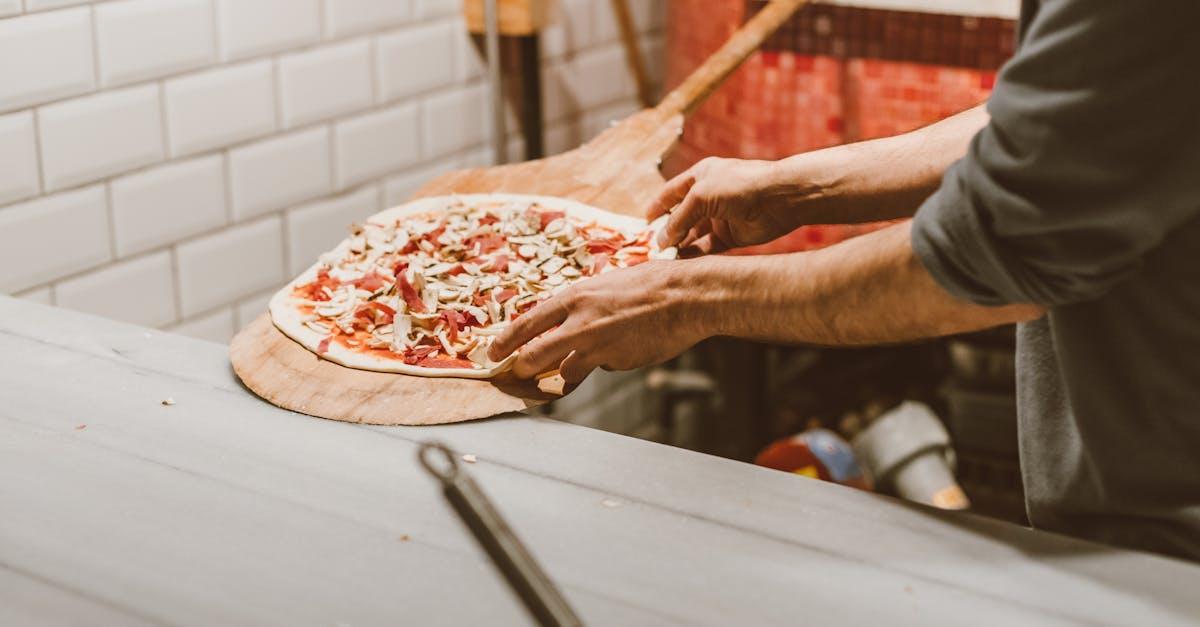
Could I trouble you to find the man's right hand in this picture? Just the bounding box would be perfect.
[646,156,816,253]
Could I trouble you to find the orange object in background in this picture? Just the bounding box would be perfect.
[755,428,872,491]
[663,0,1014,253]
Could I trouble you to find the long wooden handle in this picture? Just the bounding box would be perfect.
[655,0,805,117]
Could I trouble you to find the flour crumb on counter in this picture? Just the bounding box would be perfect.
[601,498,621,508]
[462,454,477,463]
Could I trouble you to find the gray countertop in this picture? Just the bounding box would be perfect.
[2,295,1198,626]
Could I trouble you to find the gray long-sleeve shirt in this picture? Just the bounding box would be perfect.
[912,0,1200,561]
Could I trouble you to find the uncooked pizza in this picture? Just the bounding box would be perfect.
[269,193,676,379]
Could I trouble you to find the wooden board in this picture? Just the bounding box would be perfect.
[230,0,807,426]
[463,0,552,36]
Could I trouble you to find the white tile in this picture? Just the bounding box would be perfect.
[333,104,419,190]
[0,111,40,205]
[452,16,483,81]
[562,44,634,112]
[0,186,111,293]
[15,285,53,305]
[164,60,276,157]
[323,0,412,38]
[376,20,455,102]
[38,85,164,192]
[234,288,275,329]
[540,0,591,59]
[278,40,373,128]
[0,0,21,17]
[227,127,331,221]
[542,62,579,123]
[175,216,284,316]
[215,0,320,61]
[0,8,95,113]
[412,0,456,19]
[94,0,216,87]
[382,157,458,206]
[23,0,88,10]
[111,155,227,257]
[421,83,486,160]
[285,186,378,275]
[56,252,177,327]
[169,306,235,343]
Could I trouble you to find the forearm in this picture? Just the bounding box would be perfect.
[682,220,1042,346]
[762,103,990,224]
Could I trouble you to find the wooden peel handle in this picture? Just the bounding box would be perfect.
[655,0,806,117]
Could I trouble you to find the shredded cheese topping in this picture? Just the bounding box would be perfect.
[291,198,676,370]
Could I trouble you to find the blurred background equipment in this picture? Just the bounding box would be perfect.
[852,402,968,509]
[755,428,872,491]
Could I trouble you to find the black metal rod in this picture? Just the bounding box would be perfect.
[419,442,582,627]
[517,34,544,160]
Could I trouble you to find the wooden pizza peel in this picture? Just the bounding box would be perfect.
[230,0,807,425]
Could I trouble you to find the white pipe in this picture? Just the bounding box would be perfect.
[484,0,507,165]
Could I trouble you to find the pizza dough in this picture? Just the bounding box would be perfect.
[269,193,675,379]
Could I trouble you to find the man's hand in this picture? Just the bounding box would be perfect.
[647,157,811,253]
[488,261,709,383]
[647,104,993,253]
[487,223,1043,383]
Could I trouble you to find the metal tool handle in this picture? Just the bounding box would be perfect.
[419,441,582,627]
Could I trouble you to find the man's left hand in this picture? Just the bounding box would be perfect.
[488,261,709,383]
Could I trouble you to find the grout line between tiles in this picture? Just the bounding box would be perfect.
[207,0,221,61]
[102,182,117,261]
[30,108,46,196]
[88,4,101,88]
[156,81,171,159]
[0,12,637,117]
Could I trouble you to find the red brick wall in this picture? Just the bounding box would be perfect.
[664,0,1015,252]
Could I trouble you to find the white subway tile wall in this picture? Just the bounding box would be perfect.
[0,0,664,346]
[0,186,110,292]
[228,126,332,220]
[24,1,91,11]
[55,251,177,327]
[0,111,39,204]
[276,39,373,128]
[167,305,236,343]
[233,289,273,329]
[38,85,164,190]
[110,155,227,256]
[0,8,94,112]
[323,0,412,39]
[214,0,320,62]
[375,20,455,102]
[284,186,380,275]
[333,103,420,189]
[15,286,54,304]
[163,60,277,157]
[420,81,486,159]
[93,0,215,87]
[175,215,284,316]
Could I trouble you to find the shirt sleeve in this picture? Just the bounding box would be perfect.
[912,0,1200,307]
